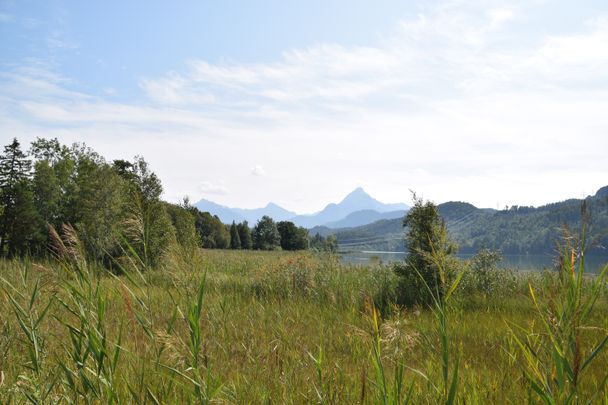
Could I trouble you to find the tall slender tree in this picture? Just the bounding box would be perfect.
[229,221,241,249]
[0,138,37,256]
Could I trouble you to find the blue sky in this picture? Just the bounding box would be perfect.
[1,1,420,98]
[1,0,607,212]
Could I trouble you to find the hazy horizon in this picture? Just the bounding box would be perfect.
[1,0,607,212]
[194,184,605,216]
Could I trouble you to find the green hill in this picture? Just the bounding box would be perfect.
[318,187,608,254]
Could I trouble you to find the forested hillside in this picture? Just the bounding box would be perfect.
[322,190,608,254]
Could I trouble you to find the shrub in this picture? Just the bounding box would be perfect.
[395,194,458,307]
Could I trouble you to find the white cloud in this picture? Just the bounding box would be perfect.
[528,17,608,82]
[251,165,266,177]
[199,181,229,195]
[487,8,515,29]
[1,2,607,212]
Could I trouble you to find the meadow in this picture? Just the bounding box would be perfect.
[0,242,607,404]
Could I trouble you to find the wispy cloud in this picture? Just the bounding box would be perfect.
[199,180,229,195]
[1,1,607,211]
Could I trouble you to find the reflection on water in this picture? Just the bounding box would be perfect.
[339,251,608,273]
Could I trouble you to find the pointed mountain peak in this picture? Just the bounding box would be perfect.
[350,186,368,195]
[341,187,373,203]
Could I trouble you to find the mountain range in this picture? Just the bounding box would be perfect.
[194,187,409,228]
[311,186,608,255]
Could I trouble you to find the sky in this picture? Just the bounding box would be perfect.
[1,0,607,214]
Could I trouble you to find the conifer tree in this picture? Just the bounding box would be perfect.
[0,138,37,256]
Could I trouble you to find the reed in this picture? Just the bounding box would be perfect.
[0,238,605,403]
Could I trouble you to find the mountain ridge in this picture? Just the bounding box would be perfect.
[313,188,608,255]
[194,187,409,228]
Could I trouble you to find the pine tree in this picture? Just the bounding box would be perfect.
[0,138,31,195]
[0,138,37,256]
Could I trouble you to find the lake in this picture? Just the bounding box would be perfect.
[339,251,608,273]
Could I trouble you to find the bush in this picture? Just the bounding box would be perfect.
[460,249,508,296]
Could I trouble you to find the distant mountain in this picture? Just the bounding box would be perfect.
[194,199,296,224]
[194,187,409,228]
[319,187,608,255]
[596,186,608,199]
[324,209,406,229]
[232,202,297,223]
[194,199,247,223]
[290,188,409,228]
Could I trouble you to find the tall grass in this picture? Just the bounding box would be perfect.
[1,264,56,403]
[0,239,606,402]
[507,219,608,403]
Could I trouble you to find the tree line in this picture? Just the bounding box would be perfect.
[0,138,335,265]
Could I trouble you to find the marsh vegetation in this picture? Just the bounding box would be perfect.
[0,241,606,403]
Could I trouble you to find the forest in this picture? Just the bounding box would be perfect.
[0,137,337,263]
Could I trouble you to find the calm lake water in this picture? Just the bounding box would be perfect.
[339,251,608,273]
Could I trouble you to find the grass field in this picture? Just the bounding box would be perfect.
[0,246,607,404]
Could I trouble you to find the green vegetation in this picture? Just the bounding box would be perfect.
[0,242,606,403]
[1,136,607,402]
[394,194,459,307]
[316,193,608,255]
[277,220,309,251]
[310,232,338,252]
[0,137,313,259]
[252,215,281,251]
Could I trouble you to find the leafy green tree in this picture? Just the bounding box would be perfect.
[119,156,174,266]
[253,216,280,250]
[30,138,76,224]
[277,221,309,250]
[66,152,127,262]
[229,221,241,249]
[165,200,198,249]
[32,160,60,227]
[0,138,39,256]
[394,194,457,307]
[112,159,136,181]
[309,233,338,252]
[29,137,64,163]
[324,234,338,252]
[192,209,230,249]
[237,221,252,249]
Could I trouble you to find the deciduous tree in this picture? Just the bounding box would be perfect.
[253,216,280,250]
